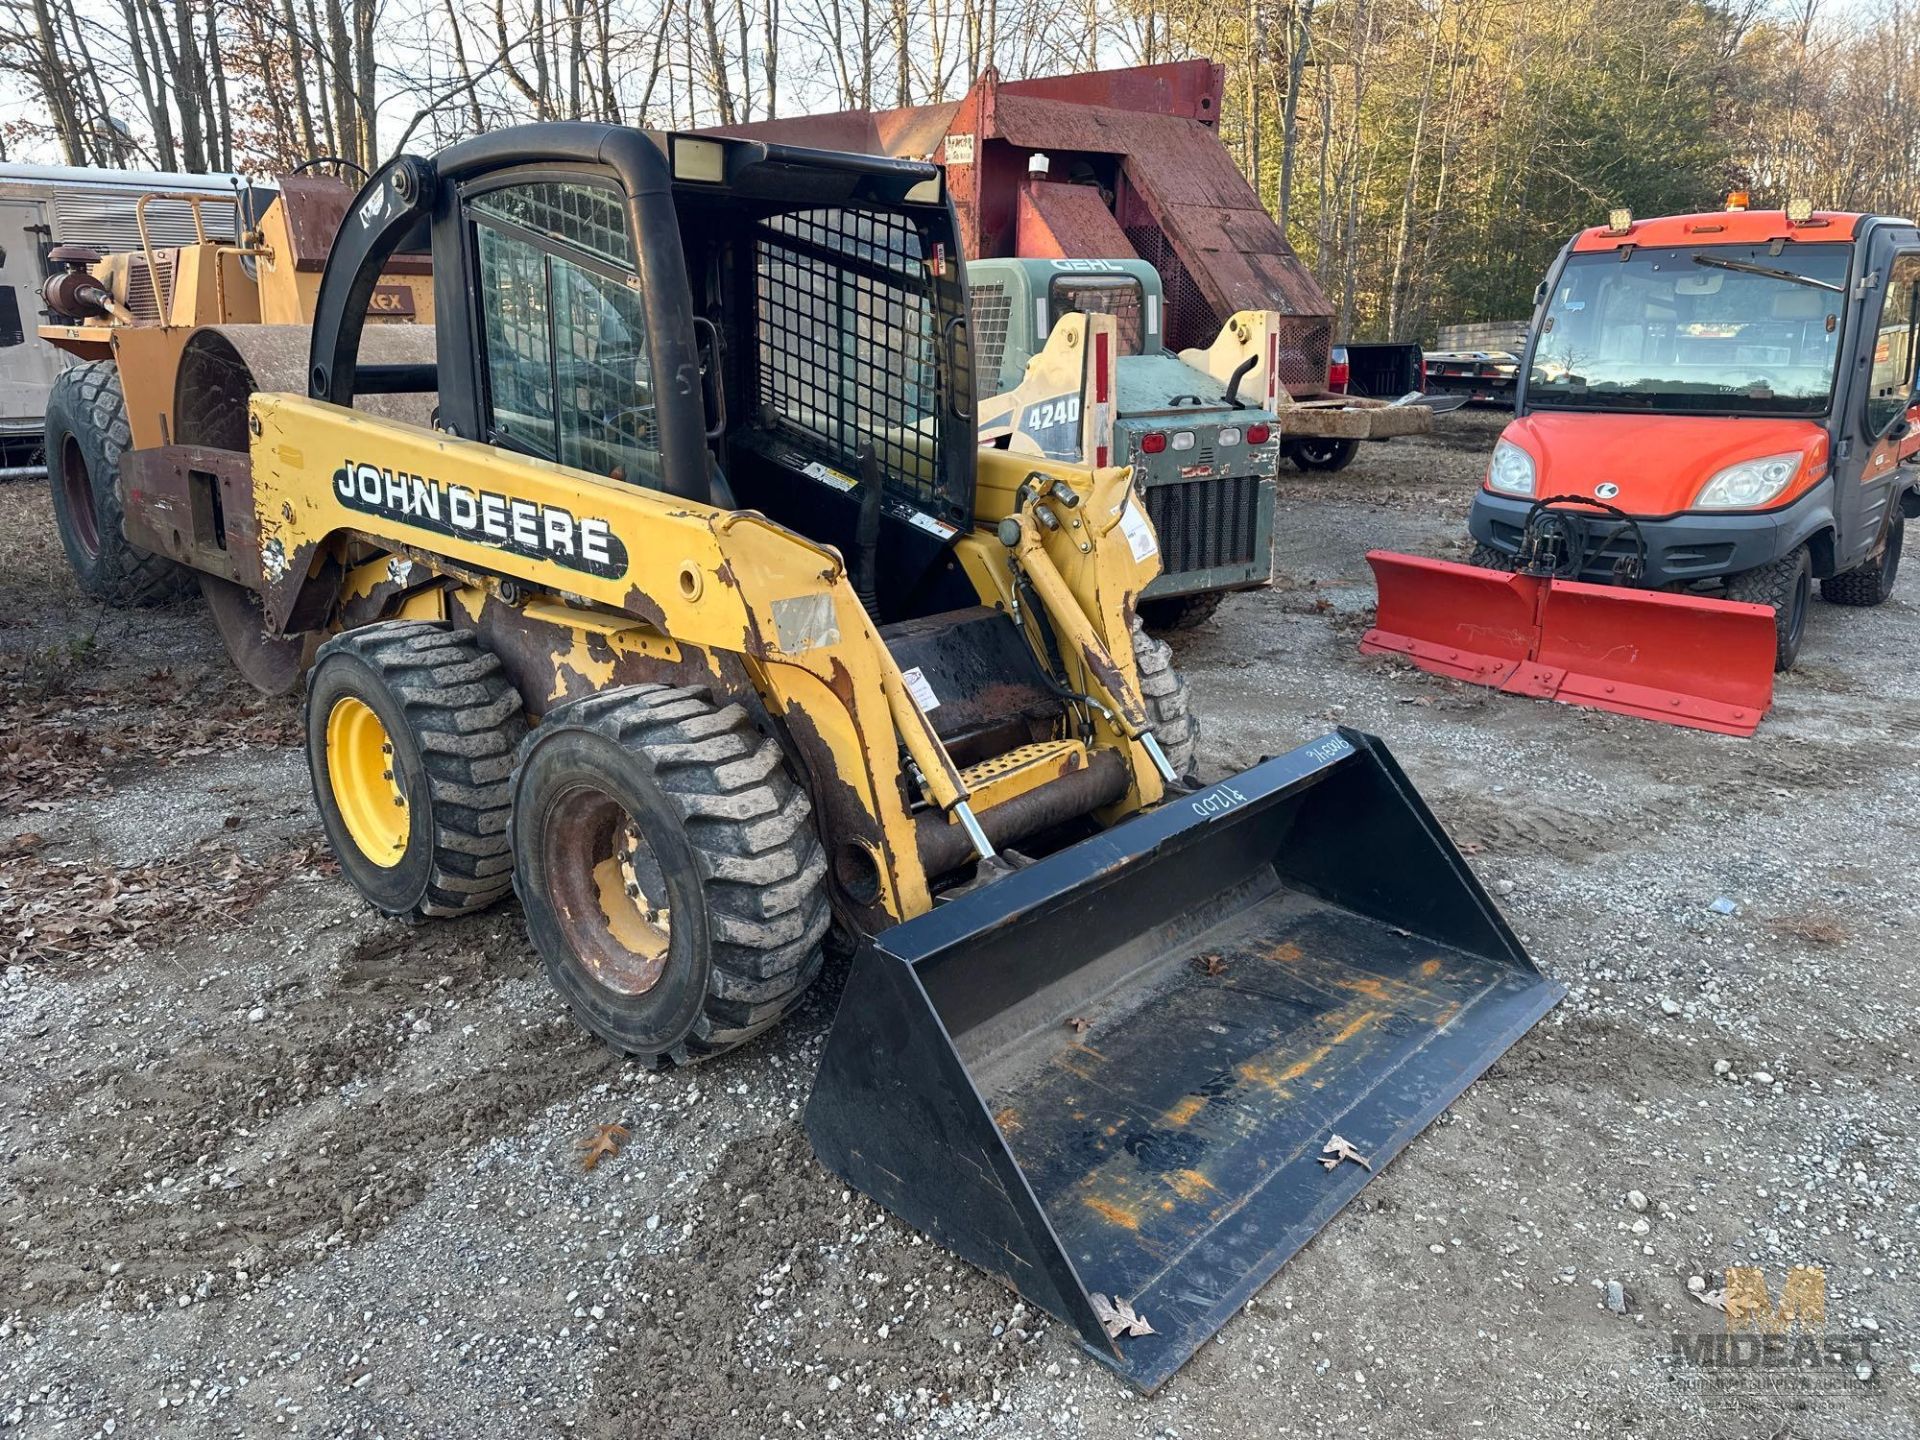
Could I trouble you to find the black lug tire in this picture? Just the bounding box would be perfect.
[1725,545,1812,673]
[1468,542,1513,571]
[44,361,193,606]
[1132,621,1200,783]
[1136,591,1225,631]
[1289,437,1360,473]
[1820,514,1903,607]
[305,621,525,920]
[508,684,831,1066]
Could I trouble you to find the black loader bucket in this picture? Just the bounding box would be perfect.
[806,730,1563,1392]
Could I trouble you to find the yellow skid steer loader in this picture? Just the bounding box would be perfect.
[46,125,1560,1390]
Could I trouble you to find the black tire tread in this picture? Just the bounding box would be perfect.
[313,621,524,919]
[514,683,831,1064]
[1131,621,1200,782]
[1725,545,1810,672]
[1291,437,1360,473]
[1820,515,1902,607]
[48,361,193,606]
[1137,591,1226,631]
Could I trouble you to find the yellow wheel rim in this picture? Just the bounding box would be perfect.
[325,696,410,868]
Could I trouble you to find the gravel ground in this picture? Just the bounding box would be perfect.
[2,409,1916,1439]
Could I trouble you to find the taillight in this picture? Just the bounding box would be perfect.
[1217,427,1242,446]
[1170,431,1196,451]
[1246,423,1271,444]
[1328,345,1351,392]
[1139,432,1167,454]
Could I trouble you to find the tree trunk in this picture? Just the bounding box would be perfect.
[352,0,379,166]
[698,0,737,123]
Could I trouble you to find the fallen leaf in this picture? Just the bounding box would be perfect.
[1316,1133,1373,1172]
[1193,954,1228,977]
[1459,841,1485,855]
[1694,1287,1727,1312]
[1065,1016,1093,1034]
[578,1122,630,1172]
[1089,1292,1156,1339]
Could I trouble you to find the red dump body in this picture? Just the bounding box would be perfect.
[711,63,1340,396]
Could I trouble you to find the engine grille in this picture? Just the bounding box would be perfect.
[1143,476,1264,576]
[123,253,174,322]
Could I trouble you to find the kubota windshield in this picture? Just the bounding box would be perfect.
[1528,242,1852,415]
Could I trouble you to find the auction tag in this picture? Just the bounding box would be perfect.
[1118,500,1159,562]
[900,666,941,711]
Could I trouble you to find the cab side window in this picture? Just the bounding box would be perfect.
[469,181,658,484]
[1865,252,1920,435]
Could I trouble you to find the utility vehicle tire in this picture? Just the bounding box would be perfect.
[1725,544,1811,672]
[1468,542,1513,571]
[1289,437,1360,473]
[44,361,193,606]
[1132,621,1200,783]
[508,684,831,1065]
[1137,591,1225,631]
[306,622,525,920]
[1821,514,1903,607]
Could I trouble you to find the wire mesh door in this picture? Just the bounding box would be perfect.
[754,208,961,517]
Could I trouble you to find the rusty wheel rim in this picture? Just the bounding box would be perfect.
[543,783,674,997]
[58,434,100,560]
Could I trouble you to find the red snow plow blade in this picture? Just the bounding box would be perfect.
[1360,552,1777,736]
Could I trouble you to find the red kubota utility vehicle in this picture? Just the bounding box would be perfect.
[1365,201,1920,735]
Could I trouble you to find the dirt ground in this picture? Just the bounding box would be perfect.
[3,408,1916,1439]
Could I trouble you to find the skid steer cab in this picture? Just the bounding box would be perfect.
[54,124,1559,1389]
[969,257,1281,630]
[1367,204,1920,735]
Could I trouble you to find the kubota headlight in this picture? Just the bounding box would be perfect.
[1695,453,1801,509]
[1486,439,1536,496]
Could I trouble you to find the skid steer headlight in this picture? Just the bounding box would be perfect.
[1695,452,1801,509]
[1486,439,1536,496]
